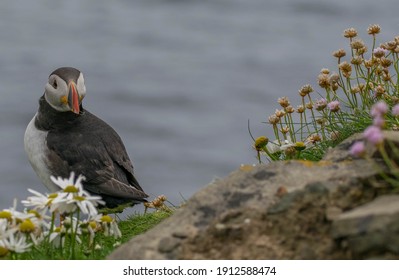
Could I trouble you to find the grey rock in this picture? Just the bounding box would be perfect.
[108,133,399,260]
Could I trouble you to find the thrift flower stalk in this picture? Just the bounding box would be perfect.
[253,24,399,164]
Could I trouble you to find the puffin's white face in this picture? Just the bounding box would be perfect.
[44,72,86,114]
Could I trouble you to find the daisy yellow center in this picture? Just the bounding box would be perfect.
[19,218,35,233]
[0,211,12,220]
[0,246,9,257]
[64,185,79,193]
[28,209,41,218]
[101,215,113,223]
[54,227,61,233]
[89,221,97,229]
[74,195,86,201]
[294,142,306,151]
[46,193,58,206]
[48,193,58,198]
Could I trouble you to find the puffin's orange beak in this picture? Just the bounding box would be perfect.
[68,81,80,114]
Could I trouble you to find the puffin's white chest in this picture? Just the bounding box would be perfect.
[24,114,59,192]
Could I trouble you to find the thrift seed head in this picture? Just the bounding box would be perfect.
[333,48,346,58]
[284,105,295,114]
[296,105,305,114]
[383,71,391,82]
[367,24,381,35]
[351,39,365,50]
[375,85,385,97]
[373,47,387,58]
[339,61,352,77]
[277,96,290,108]
[280,126,290,134]
[317,73,330,89]
[364,59,375,68]
[305,102,313,110]
[268,114,280,124]
[351,56,363,65]
[315,98,327,111]
[316,118,327,126]
[307,134,321,143]
[320,68,330,74]
[343,27,357,38]
[299,84,314,96]
[380,57,392,68]
[392,96,399,104]
[385,40,397,51]
[275,109,286,118]
[284,146,296,157]
[351,86,360,94]
[357,46,368,55]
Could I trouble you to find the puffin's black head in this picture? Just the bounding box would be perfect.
[44,67,86,114]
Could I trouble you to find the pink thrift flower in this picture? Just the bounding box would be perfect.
[350,141,366,157]
[392,104,399,116]
[373,115,385,128]
[328,100,340,112]
[363,125,384,145]
[314,98,327,111]
[370,101,388,117]
[373,47,387,57]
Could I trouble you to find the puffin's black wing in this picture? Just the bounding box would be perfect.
[45,110,148,205]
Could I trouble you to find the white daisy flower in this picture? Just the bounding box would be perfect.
[50,172,86,194]
[49,172,104,215]
[0,219,17,240]
[22,189,58,211]
[2,233,32,253]
[100,215,122,238]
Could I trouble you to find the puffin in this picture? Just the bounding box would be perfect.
[24,67,148,211]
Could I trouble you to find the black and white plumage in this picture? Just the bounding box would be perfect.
[24,67,148,209]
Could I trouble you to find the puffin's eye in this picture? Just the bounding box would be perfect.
[52,79,57,89]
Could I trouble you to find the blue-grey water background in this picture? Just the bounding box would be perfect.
[1,0,398,214]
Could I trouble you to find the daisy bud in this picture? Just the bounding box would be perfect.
[254,136,269,151]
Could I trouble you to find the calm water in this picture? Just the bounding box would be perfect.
[1,0,398,213]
